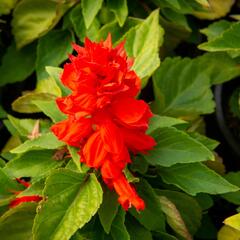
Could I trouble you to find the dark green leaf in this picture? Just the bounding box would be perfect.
[0,42,36,86]
[144,127,214,167]
[36,29,74,81]
[159,163,239,195]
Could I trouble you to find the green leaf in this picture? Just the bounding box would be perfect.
[107,0,128,27]
[199,22,240,52]
[147,115,187,135]
[159,196,192,240]
[201,20,232,41]
[12,0,75,48]
[125,216,152,240]
[12,92,55,113]
[32,100,66,123]
[156,190,202,235]
[98,187,119,234]
[45,66,71,96]
[111,208,130,240]
[131,9,164,88]
[18,179,45,197]
[0,203,37,240]
[33,169,103,240]
[222,172,240,205]
[159,163,239,195]
[229,88,240,118]
[36,29,74,81]
[11,132,64,154]
[0,0,17,15]
[152,57,215,116]
[71,3,100,42]
[144,127,214,167]
[82,0,103,29]
[130,179,165,231]
[4,150,62,180]
[0,42,36,87]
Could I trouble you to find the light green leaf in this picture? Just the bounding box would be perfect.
[144,127,214,167]
[68,146,86,172]
[18,179,45,197]
[98,187,119,234]
[12,92,55,113]
[36,29,74,81]
[156,190,202,235]
[4,150,62,180]
[71,3,100,42]
[147,115,187,135]
[0,42,36,86]
[130,180,165,231]
[0,203,37,240]
[45,66,71,96]
[33,169,103,240]
[107,0,128,27]
[0,0,17,15]
[159,162,239,195]
[152,57,215,116]
[111,208,130,240]
[32,100,66,123]
[12,0,76,48]
[199,22,240,52]
[82,0,103,29]
[11,132,64,154]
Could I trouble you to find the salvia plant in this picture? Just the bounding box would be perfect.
[1,0,240,240]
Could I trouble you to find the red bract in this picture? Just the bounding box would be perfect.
[51,34,156,211]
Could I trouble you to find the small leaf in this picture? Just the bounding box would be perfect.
[159,163,239,195]
[107,0,128,27]
[4,150,62,180]
[12,92,55,113]
[33,169,103,240]
[144,127,214,167]
[159,196,192,240]
[36,29,74,81]
[11,132,64,154]
[32,100,66,123]
[82,0,103,29]
[224,213,240,231]
[111,208,130,240]
[0,42,36,87]
[130,180,165,231]
[98,187,119,234]
[0,203,37,240]
[68,146,82,172]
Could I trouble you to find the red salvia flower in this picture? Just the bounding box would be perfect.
[9,178,42,208]
[51,34,156,211]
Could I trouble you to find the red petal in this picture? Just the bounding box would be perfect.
[9,195,42,208]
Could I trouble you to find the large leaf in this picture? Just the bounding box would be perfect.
[0,42,36,87]
[4,150,62,180]
[159,163,239,195]
[82,0,103,29]
[11,132,64,154]
[199,22,240,52]
[36,29,74,81]
[0,203,37,240]
[110,208,130,240]
[143,127,214,167]
[152,57,214,116]
[107,0,128,27]
[98,187,119,234]
[156,190,202,235]
[130,180,165,231]
[0,0,17,15]
[33,169,103,240]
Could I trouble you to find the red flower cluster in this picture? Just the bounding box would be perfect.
[51,34,156,211]
[9,178,42,208]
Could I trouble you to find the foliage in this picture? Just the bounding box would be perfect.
[1,1,240,240]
